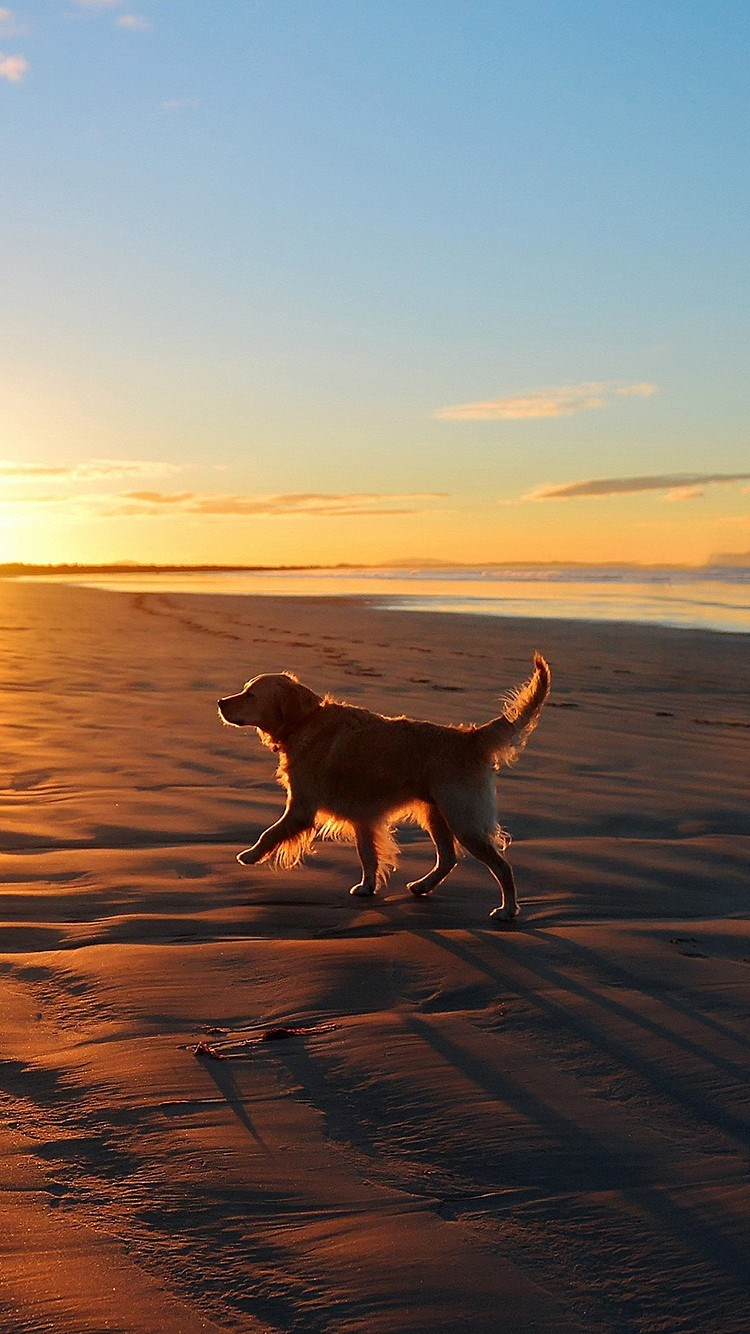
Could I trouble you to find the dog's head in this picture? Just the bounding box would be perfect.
[218,673,322,743]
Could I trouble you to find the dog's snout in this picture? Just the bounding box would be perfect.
[218,693,248,727]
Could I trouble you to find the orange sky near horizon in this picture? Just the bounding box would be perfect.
[1,475,748,568]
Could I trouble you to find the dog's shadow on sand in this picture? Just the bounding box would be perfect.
[195,901,750,1309]
[405,925,750,1294]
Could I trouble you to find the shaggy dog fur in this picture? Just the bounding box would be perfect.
[218,653,550,923]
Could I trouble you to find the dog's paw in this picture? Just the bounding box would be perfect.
[237,848,261,866]
[407,881,433,897]
[349,882,376,898]
[489,904,520,926]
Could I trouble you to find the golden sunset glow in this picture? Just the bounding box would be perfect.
[0,3,747,572]
[2,8,749,1329]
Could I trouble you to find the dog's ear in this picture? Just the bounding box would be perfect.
[263,675,321,740]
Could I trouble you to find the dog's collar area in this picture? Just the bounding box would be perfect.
[269,705,321,751]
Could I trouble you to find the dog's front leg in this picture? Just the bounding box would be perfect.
[350,824,379,897]
[237,804,313,866]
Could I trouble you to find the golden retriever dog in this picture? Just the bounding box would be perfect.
[218,653,550,924]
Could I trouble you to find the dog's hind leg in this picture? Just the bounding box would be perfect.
[350,823,380,897]
[407,805,457,897]
[457,833,519,925]
[434,783,520,924]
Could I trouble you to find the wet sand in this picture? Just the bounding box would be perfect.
[1,578,749,1332]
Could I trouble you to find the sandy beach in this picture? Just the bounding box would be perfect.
[1,577,749,1333]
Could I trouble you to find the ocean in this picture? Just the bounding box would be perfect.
[47,564,750,634]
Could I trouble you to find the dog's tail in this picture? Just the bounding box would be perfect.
[476,652,551,766]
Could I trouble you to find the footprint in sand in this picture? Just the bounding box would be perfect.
[46,1182,72,1208]
[11,769,53,790]
[405,677,463,691]
[132,594,241,642]
[693,717,750,729]
[669,936,709,958]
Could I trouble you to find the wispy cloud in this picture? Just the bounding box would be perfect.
[0,459,181,481]
[0,466,444,522]
[521,472,750,501]
[663,485,705,503]
[0,493,68,507]
[72,0,122,9]
[435,381,658,421]
[161,97,201,112]
[104,490,446,518]
[116,13,150,31]
[0,50,27,81]
[0,8,25,37]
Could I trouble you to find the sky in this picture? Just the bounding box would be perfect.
[1,0,749,567]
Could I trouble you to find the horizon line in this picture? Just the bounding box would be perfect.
[1,557,747,575]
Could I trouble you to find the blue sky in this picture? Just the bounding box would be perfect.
[1,0,748,564]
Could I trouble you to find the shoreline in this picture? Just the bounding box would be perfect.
[6,570,749,637]
[6,573,750,650]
